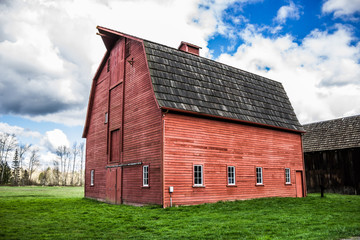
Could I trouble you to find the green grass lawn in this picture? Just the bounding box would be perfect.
[0,186,359,239]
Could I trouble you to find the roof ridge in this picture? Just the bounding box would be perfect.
[143,40,282,87]
[303,114,360,126]
[96,26,284,88]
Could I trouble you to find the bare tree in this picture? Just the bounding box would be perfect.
[18,143,31,169]
[79,142,85,186]
[56,145,70,185]
[65,149,71,185]
[0,133,17,184]
[70,142,79,186]
[52,159,60,186]
[28,148,40,183]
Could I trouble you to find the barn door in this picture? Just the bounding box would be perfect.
[110,129,121,162]
[106,168,117,203]
[106,167,122,204]
[296,171,304,197]
[110,38,125,86]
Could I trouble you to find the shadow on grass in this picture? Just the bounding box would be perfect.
[0,195,55,198]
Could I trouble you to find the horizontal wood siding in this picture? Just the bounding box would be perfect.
[85,70,109,201]
[85,38,162,205]
[163,113,304,207]
[122,39,162,205]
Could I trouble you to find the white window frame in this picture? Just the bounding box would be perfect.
[90,169,95,186]
[143,165,149,187]
[227,166,235,185]
[256,167,263,185]
[285,168,291,184]
[193,165,203,186]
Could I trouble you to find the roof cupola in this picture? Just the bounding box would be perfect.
[178,41,201,56]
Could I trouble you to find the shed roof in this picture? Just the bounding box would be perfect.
[303,115,360,152]
[143,40,303,132]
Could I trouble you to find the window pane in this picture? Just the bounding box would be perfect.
[285,168,290,183]
[194,165,203,185]
[256,167,262,184]
[143,166,149,186]
[90,170,94,186]
[228,166,235,185]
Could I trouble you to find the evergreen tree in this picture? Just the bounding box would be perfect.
[0,161,11,184]
[22,170,30,185]
[12,149,20,185]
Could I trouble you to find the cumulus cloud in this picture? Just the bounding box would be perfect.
[322,0,360,19]
[0,0,359,128]
[275,1,301,24]
[41,151,59,166]
[0,0,242,125]
[217,24,360,124]
[0,0,95,125]
[41,129,70,153]
[0,122,42,138]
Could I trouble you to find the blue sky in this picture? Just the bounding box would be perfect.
[0,0,360,166]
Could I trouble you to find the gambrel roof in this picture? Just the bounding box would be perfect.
[144,41,303,132]
[303,115,360,152]
[83,26,304,137]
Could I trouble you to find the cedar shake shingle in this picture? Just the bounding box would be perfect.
[144,40,303,132]
[303,115,360,152]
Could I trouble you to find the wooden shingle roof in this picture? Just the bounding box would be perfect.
[144,40,304,132]
[303,115,360,152]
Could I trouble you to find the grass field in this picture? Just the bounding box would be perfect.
[0,186,359,239]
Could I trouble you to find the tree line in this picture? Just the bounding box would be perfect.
[0,132,85,186]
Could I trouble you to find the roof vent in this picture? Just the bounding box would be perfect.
[178,41,201,56]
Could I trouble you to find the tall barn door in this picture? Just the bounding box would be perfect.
[296,171,304,197]
[106,167,122,204]
[110,129,121,162]
[110,38,125,86]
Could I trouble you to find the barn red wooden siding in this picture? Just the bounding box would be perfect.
[85,37,162,205]
[162,113,305,207]
[84,28,305,207]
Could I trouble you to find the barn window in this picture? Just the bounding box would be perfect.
[227,166,235,185]
[105,112,108,124]
[194,165,203,186]
[285,168,291,184]
[256,167,263,184]
[90,169,95,186]
[143,165,149,187]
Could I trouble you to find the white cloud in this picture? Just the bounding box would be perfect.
[24,107,87,127]
[217,24,360,124]
[41,129,70,152]
[0,0,242,125]
[41,151,59,166]
[0,0,359,128]
[275,1,301,24]
[0,122,42,138]
[322,0,360,19]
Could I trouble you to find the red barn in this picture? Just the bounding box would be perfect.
[83,26,306,207]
